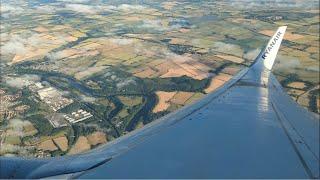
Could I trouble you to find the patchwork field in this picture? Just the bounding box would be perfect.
[0,0,318,158]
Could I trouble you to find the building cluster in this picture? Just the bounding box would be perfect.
[29,82,73,111]
[0,89,25,120]
[35,149,51,158]
[47,113,68,128]
[0,89,22,101]
[63,109,93,123]
[28,82,94,128]
[266,16,283,21]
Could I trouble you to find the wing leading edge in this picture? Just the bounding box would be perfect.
[0,27,319,179]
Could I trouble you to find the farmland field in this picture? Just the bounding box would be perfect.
[0,0,319,157]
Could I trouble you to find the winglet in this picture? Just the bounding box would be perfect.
[253,26,287,70]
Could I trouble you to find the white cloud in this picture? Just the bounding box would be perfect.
[1,41,26,55]
[244,49,261,60]
[38,2,146,15]
[140,18,192,31]
[80,95,96,103]
[0,4,24,18]
[0,4,24,14]
[306,66,319,72]
[58,0,90,3]
[4,75,40,89]
[36,5,57,13]
[1,34,44,56]
[46,51,67,61]
[212,42,243,56]
[65,4,97,14]
[116,78,137,89]
[110,75,116,80]
[1,35,27,55]
[7,119,33,137]
[104,5,117,11]
[2,119,37,146]
[117,4,146,11]
[229,0,318,9]
[275,55,301,70]
[141,20,165,30]
[62,3,118,14]
[64,3,147,14]
[0,143,35,156]
[0,32,65,55]
[110,38,133,45]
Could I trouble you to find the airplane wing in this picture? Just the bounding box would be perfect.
[1,26,319,179]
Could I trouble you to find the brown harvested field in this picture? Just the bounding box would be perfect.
[12,48,51,63]
[317,98,320,112]
[185,93,205,104]
[33,26,48,33]
[68,136,91,155]
[134,67,157,78]
[160,68,194,79]
[154,64,172,76]
[215,73,233,81]
[69,30,86,38]
[37,139,58,152]
[101,47,136,61]
[53,136,68,152]
[131,67,145,74]
[178,62,210,79]
[156,61,179,73]
[177,63,201,75]
[306,46,319,53]
[147,59,165,67]
[221,67,241,75]
[283,48,310,58]
[215,55,244,64]
[79,42,102,50]
[69,50,99,59]
[284,33,305,41]
[179,28,190,33]
[297,95,310,107]
[205,78,225,93]
[51,25,72,31]
[157,60,210,80]
[287,89,305,98]
[170,92,195,105]
[287,82,306,89]
[53,49,79,59]
[205,73,232,93]
[187,61,212,72]
[259,30,304,41]
[87,132,107,146]
[153,91,177,113]
[170,38,187,44]
[10,32,80,63]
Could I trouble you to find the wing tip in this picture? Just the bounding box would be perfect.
[262,26,287,70]
[278,26,287,34]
